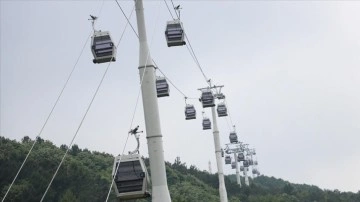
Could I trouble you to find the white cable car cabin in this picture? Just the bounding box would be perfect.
[229,132,238,143]
[185,104,196,120]
[237,153,245,162]
[225,156,231,164]
[217,103,228,117]
[91,31,116,64]
[231,162,236,169]
[200,89,215,108]
[165,19,186,47]
[112,154,151,200]
[202,117,211,130]
[156,77,170,97]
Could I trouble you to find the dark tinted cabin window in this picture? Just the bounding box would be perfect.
[115,161,144,193]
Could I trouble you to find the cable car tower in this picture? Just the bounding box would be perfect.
[198,82,228,202]
[134,0,171,201]
[224,142,244,188]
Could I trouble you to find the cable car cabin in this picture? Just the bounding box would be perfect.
[229,132,238,143]
[202,118,211,130]
[165,19,186,47]
[156,77,170,97]
[249,160,254,165]
[200,89,215,108]
[252,169,257,175]
[243,160,249,168]
[225,156,231,164]
[112,154,150,200]
[237,153,245,162]
[254,161,258,165]
[185,104,196,120]
[91,31,116,64]
[240,166,244,171]
[217,103,228,117]
[231,162,236,169]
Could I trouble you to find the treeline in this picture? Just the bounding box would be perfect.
[1,136,359,202]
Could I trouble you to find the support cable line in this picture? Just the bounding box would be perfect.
[40,10,131,202]
[1,27,95,202]
[115,0,196,101]
[168,0,210,86]
[115,0,139,38]
[164,0,175,20]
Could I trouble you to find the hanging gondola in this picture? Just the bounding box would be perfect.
[91,31,117,64]
[165,19,186,47]
[156,77,170,97]
[252,169,257,175]
[217,102,228,117]
[240,166,244,172]
[229,132,238,143]
[254,160,258,165]
[237,153,245,162]
[249,159,254,166]
[112,154,151,200]
[185,104,196,120]
[202,117,211,130]
[225,156,231,164]
[243,160,249,168]
[199,89,215,108]
[231,162,236,169]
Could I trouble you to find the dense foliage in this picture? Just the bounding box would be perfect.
[1,136,359,202]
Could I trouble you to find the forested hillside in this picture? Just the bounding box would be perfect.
[1,136,359,202]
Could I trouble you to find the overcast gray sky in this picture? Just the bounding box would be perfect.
[1,0,359,193]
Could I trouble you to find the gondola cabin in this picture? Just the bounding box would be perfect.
[237,153,245,162]
[229,132,238,143]
[231,162,236,169]
[252,169,257,175]
[249,159,254,165]
[91,31,116,64]
[165,19,186,47]
[240,166,244,171]
[200,89,215,108]
[112,154,151,200]
[156,77,170,97]
[243,160,249,168]
[225,156,231,164]
[217,103,228,117]
[202,118,211,130]
[185,104,196,120]
[254,160,258,165]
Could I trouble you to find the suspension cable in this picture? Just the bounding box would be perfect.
[164,0,175,20]
[169,0,210,86]
[1,19,99,202]
[115,0,139,38]
[115,0,196,101]
[40,7,130,202]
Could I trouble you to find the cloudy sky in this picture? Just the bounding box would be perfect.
[1,0,359,193]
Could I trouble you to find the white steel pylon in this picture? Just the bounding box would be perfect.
[211,107,228,202]
[134,0,171,201]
